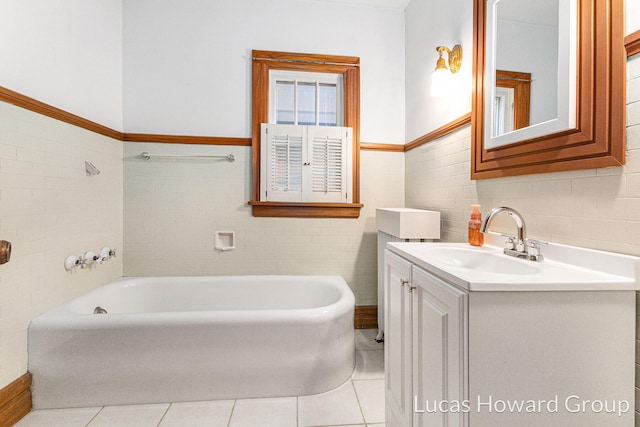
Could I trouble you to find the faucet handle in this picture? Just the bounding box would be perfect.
[526,238,548,247]
[502,234,526,252]
[503,236,516,250]
[526,239,547,261]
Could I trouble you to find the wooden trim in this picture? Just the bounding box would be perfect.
[0,86,122,140]
[0,85,404,155]
[125,134,400,152]
[252,50,360,67]
[124,133,251,146]
[471,0,626,179]
[0,373,32,427]
[626,30,640,57]
[404,113,471,151]
[248,201,363,218]
[251,50,361,218]
[354,305,378,329]
[360,142,405,152]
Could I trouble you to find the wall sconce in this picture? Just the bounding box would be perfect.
[431,44,463,97]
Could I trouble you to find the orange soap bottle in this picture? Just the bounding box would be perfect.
[468,204,484,247]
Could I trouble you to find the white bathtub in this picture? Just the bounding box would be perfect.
[28,275,355,409]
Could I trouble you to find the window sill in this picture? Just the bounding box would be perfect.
[248,201,363,218]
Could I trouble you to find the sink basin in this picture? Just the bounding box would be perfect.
[386,242,640,291]
[417,247,540,275]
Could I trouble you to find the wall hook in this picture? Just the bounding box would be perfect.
[85,161,101,176]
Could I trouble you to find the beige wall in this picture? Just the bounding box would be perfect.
[0,102,123,389]
[123,143,405,305]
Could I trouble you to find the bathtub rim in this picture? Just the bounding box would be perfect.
[29,274,355,330]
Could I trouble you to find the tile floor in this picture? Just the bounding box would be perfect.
[16,329,385,427]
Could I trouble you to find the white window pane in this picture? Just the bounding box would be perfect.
[275,81,295,125]
[318,84,337,126]
[297,82,316,125]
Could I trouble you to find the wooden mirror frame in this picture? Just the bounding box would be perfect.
[471,0,626,180]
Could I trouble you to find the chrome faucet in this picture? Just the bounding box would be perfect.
[481,207,544,261]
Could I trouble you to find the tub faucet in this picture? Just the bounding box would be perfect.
[481,207,544,261]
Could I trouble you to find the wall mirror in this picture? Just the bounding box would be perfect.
[472,0,625,179]
[486,0,575,147]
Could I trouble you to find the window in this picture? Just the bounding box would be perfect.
[250,50,362,218]
[493,86,514,136]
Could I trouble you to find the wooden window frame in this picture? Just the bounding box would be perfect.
[495,70,531,131]
[249,50,362,218]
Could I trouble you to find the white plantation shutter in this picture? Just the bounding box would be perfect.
[261,123,305,202]
[307,126,351,203]
[261,124,352,203]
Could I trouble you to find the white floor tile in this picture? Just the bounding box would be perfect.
[352,350,384,380]
[87,404,169,427]
[353,379,385,423]
[355,329,384,351]
[298,381,364,427]
[15,407,102,427]
[229,397,297,427]
[368,423,386,427]
[159,400,234,427]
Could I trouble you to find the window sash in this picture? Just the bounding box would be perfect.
[269,70,343,127]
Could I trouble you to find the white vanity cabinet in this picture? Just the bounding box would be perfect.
[385,250,467,427]
[384,251,413,427]
[384,244,636,427]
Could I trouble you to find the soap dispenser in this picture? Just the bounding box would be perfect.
[468,204,484,247]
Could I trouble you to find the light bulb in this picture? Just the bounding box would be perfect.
[431,67,453,98]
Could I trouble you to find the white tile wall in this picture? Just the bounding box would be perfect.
[0,101,123,389]
[123,144,405,305]
[405,54,640,423]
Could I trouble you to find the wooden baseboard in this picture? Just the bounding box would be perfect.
[0,373,32,427]
[354,305,378,329]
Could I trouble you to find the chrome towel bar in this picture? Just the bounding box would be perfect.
[141,152,235,162]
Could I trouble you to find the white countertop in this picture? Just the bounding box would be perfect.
[386,241,640,292]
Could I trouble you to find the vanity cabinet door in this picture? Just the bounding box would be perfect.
[384,250,413,427]
[411,266,468,427]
